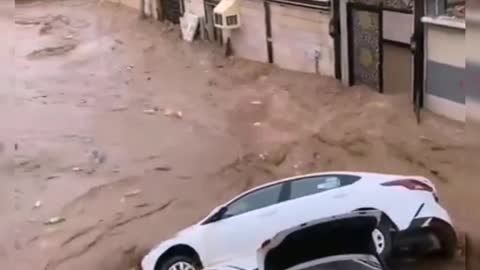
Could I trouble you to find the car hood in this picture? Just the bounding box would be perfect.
[258,211,383,270]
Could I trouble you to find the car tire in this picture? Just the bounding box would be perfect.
[157,256,201,270]
[373,218,393,261]
[435,225,457,259]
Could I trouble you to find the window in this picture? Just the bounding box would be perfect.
[223,184,283,218]
[214,13,223,25]
[446,0,465,19]
[226,15,238,26]
[288,175,360,200]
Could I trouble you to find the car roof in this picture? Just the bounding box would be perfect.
[221,171,402,206]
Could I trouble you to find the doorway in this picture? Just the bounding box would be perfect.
[347,2,383,92]
[204,0,223,45]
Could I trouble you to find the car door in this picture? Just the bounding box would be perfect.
[275,175,362,230]
[200,182,288,266]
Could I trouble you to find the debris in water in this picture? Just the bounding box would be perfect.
[419,136,432,142]
[33,200,43,209]
[45,175,59,181]
[163,109,183,119]
[14,143,18,151]
[250,100,263,105]
[64,34,74,39]
[253,122,262,127]
[111,106,128,112]
[72,167,82,172]
[135,203,149,208]
[44,217,66,225]
[127,65,134,70]
[143,107,159,115]
[27,44,77,59]
[124,189,142,198]
[154,166,172,172]
[90,149,106,164]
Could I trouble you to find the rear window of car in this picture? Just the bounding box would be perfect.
[288,175,361,200]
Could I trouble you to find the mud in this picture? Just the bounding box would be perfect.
[2,0,479,270]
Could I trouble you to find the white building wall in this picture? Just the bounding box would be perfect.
[423,18,466,122]
[228,0,268,62]
[270,4,333,75]
[184,0,205,17]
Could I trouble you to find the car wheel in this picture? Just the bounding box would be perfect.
[372,218,393,260]
[159,256,200,270]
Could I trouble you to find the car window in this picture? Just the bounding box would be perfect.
[289,175,360,200]
[223,184,283,218]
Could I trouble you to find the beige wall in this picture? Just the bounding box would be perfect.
[426,24,466,68]
[229,0,268,62]
[104,0,159,18]
[184,0,205,17]
[104,0,140,10]
[270,5,333,75]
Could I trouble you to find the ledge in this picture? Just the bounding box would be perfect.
[422,16,465,30]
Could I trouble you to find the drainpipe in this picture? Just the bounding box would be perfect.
[139,0,146,19]
[314,49,321,74]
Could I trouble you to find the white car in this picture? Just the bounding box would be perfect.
[142,171,456,270]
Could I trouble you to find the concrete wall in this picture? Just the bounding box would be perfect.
[229,0,268,62]
[383,11,412,43]
[105,0,140,10]
[184,0,205,16]
[423,18,466,121]
[104,0,157,18]
[270,5,333,75]
[227,2,334,73]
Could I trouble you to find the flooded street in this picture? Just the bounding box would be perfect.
[1,0,479,269]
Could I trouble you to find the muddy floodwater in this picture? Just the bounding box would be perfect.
[1,0,479,270]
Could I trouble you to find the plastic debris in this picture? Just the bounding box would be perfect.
[124,189,142,198]
[72,167,82,172]
[143,107,159,115]
[250,100,263,105]
[34,200,42,209]
[45,175,59,181]
[163,109,183,119]
[44,217,66,225]
[253,122,262,127]
[154,166,172,172]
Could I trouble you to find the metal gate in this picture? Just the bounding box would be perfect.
[161,0,182,24]
[347,2,383,92]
